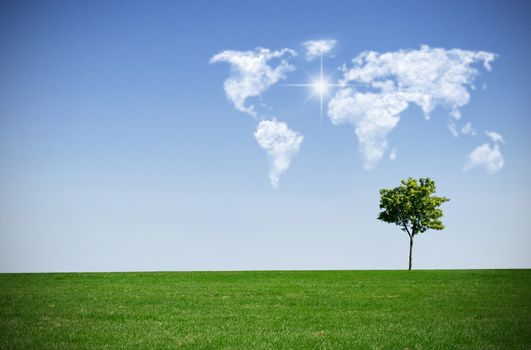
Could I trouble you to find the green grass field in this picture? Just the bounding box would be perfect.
[0,270,530,349]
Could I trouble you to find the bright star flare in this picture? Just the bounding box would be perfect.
[282,56,343,125]
[313,79,330,95]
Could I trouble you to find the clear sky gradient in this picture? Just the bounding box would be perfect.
[1,0,530,272]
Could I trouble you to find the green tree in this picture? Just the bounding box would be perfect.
[378,178,449,271]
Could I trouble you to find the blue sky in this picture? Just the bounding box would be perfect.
[1,0,530,272]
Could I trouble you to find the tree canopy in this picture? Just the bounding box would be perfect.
[378,177,449,237]
[378,178,449,270]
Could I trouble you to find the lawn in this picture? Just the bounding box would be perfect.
[0,270,530,349]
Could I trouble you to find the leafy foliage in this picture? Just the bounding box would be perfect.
[378,178,449,237]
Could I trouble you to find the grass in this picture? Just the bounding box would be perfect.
[0,270,530,349]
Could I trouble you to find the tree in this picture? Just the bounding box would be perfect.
[377,178,449,271]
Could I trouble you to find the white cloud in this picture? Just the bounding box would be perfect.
[485,130,505,143]
[341,45,496,119]
[210,48,296,116]
[464,143,504,174]
[448,121,459,138]
[254,119,303,188]
[389,148,397,161]
[328,88,406,169]
[461,122,476,136]
[329,45,496,168]
[448,121,475,138]
[303,39,337,61]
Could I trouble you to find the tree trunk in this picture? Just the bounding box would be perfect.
[408,236,414,271]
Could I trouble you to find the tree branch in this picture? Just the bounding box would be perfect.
[403,225,412,238]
